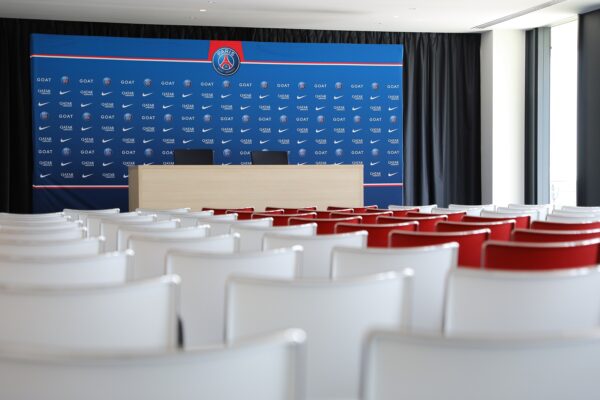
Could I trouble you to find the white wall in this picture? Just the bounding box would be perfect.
[481,30,526,206]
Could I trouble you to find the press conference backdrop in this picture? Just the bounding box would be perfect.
[31,34,403,212]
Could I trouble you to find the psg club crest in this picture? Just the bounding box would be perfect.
[212,47,240,76]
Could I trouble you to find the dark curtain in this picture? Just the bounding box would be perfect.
[578,9,600,206]
[0,17,481,212]
[525,29,539,204]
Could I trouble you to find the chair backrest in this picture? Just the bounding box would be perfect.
[508,203,552,220]
[166,247,301,347]
[263,231,368,278]
[436,220,515,241]
[173,148,214,165]
[250,150,289,165]
[182,212,238,228]
[104,219,178,252]
[0,227,87,241]
[117,224,208,252]
[330,211,393,224]
[388,204,437,213]
[0,329,305,400]
[552,210,600,218]
[377,215,447,232]
[0,237,104,257]
[266,206,316,213]
[429,208,467,221]
[289,216,362,234]
[562,205,600,213]
[202,207,253,215]
[448,203,495,215]
[512,228,600,242]
[495,206,540,221]
[231,223,317,252]
[63,208,119,223]
[362,330,600,400]
[390,229,490,268]
[547,213,600,223]
[482,239,600,270]
[331,244,457,332]
[0,251,132,287]
[302,209,353,218]
[230,210,283,220]
[208,217,273,236]
[335,222,418,247]
[480,210,531,228]
[0,218,80,229]
[531,219,600,231]
[387,205,420,212]
[0,275,179,351]
[136,207,191,215]
[86,211,141,237]
[253,213,316,227]
[445,267,600,335]
[328,205,378,213]
[0,211,67,222]
[128,234,239,280]
[226,273,408,400]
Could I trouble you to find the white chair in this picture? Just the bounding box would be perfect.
[206,217,273,236]
[362,330,600,400]
[0,251,132,286]
[102,218,176,252]
[166,247,301,347]
[0,211,68,223]
[562,205,600,213]
[116,223,197,252]
[546,213,600,223]
[430,207,469,217]
[231,223,317,252]
[226,272,409,400]
[444,267,600,335]
[493,207,539,221]
[181,213,238,228]
[0,275,179,351]
[389,204,437,213]
[154,210,213,221]
[128,234,238,280]
[0,237,104,257]
[63,208,119,225]
[0,226,87,241]
[0,329,305,400]
[508,203,552,221]
[331,243,458,332]
[86,211,143,237]
[551,210,600,218]
[449,203,495,213]
[0,218,81,229]
[136,207,191,215]
[263,231,367,278]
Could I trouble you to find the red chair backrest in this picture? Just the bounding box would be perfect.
[511,228,600,242]
[377,215,447,232]
[407,211,466,222]
[253,212,316,226]
[330,211,393,224]
[203,207,254,215]
[265,206,317,213]
[227,209,284,220]
[482,239,600,270]
[463,215,531,229]
[335,222,418,247]
[365,208,415,217]
[289,216,362,234]
[389,229,491,267]
[301,209,353,218]
[436,220,515,241]
[327,205,378,213]
[530,220,600,231]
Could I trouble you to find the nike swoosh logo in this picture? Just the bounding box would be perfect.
[297,140,307,144]
[334,140,343,144]
[221,94,231,99]
[278,106,288,111]
[60,138,72,143]
[38,126,50,131]
[370,162,380,166]
[101,91,112,96]
[81,103,92,107]
[59,90,70,95]
[388,172,399,177]
[278,129,288,133]
[259,94,269,99]
[142,92,153,97]
[334,162,344,165]
[61,162,72,167]
[260,140,270,144]
[388,128,398,133]
[240,105,251,110]
[39,173,51,178]
[202,128,212,133]
[142,139,154,144]
[222,162,232,165]
[102,162,114,167]
[352,129,362,133]
[182,139,194,144]
[315,129,325,133]
[181,93,192,98]
[123,174,129,179]
[221,140,232,144]
[333,95,343,100]
[38,102,49,107]
[163,104,174,109]
[370,140,380,144]
[82,173,93,178]
[201,105,211,110]
[315,106,325,111]
[81,127,92,131]
[352,106,362,111]
[388,106,398,111]
[122,104,133,108]
[370,96,380,100]
[122,127,133,132]
[297,162,307,165]
[296,95,307,100]
[102,138,114,143]
[241,128,251,133]
[162,128,174,133]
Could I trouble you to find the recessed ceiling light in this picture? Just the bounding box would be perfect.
[199,9,207,12]
[393,15,399,18]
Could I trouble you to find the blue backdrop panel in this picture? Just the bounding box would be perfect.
[31,34,403,212]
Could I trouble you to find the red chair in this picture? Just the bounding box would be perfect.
[330,211,393,224]
[265,206,317,213]
[407,211,466,222]
[389,229,490,268]
[511,228,600,242]
[289,216,362,234]
[365,208,415,217]
[482,239,600,270]
[327,205,378,213]
[335,222,418,247]
[436,220,515,241]
[530,220,600,231]
[300,209,353,218]
[253,212,316,226]
[377,215,447,232]
[463,215,531,229]
[202,207,254,215]
[227,209,284,220]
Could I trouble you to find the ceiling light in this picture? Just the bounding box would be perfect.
[199,9,207,12]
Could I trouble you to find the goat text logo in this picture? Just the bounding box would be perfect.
[212,48,240,76]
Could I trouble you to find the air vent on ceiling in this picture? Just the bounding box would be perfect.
[472,0,567,30]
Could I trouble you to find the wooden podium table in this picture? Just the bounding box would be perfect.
[128,165,364,211]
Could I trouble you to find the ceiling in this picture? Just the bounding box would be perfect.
[1,0,599,32]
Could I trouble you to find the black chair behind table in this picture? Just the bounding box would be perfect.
[173,149,214,165]
[250,151,289,165]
